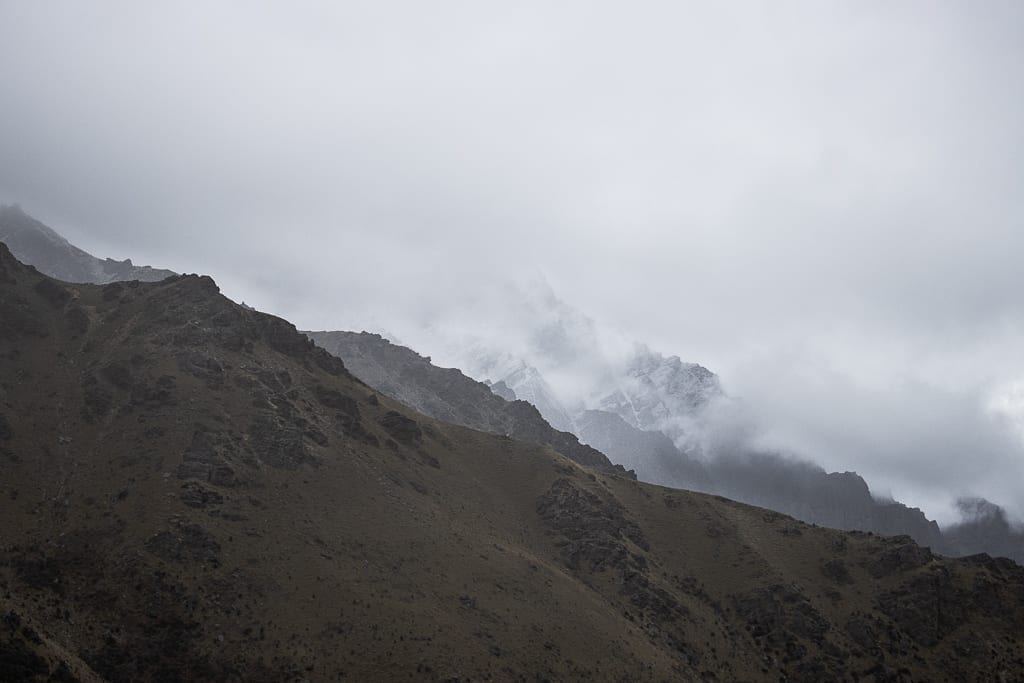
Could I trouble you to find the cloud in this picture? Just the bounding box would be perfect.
[729,333,1024,524]
[2,1,1023,522]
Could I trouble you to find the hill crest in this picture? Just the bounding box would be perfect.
[2,243,1022,681]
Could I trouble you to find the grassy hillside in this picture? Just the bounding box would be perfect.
[1,243,1022,682]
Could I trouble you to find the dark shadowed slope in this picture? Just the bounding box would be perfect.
[578,407,1020,561]
[305,330,632,478]
[0,204,175,284]
[306,329,992,560]
[576,408,712,489]
[4,204,1019,565]
[3,244,1019,680]
[705,453,945,548]
[943,498,1024,560]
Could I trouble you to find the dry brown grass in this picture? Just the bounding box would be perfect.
[1,245,1022,682]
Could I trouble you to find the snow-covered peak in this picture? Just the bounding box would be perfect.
[382,274,721,446]
[595,344,723,447]
[498,363,577,433]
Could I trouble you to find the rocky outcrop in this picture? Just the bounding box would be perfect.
[577,409,712,489]
[707,455,946,549]
[496,363,577,433]
[596,345,722,444]
[576,405,950,552]
[942,498,1024,561]
[305,330,633,478]
[2,245,1024,681]
[483,379,516,401]
[0,205,176,284]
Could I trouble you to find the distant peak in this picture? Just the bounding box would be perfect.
[0,240,29,282]
[175,273,221,294]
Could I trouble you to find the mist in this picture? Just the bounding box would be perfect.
[3,2,1024,525]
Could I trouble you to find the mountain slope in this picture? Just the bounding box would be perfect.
[576,408,712,490]
[2,206,990,559]
[3,244,1022,681]
[498,362,578,433]
[596,346,722,447]
[304,330,631,477]
[577,408,951,547]
[706,454,945,546]
[0,204,175,284]
[307,329,984,558]
[5,205,1015,564]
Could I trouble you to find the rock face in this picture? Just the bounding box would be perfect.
[484,378,517,401]
[943,498,1024,560]
[2,241,1024,681]
[305,330,1020,561]
[305,330,633,478]
[705,455,947,550]
[576,408,712,490]
[576,406,949,549]
[0,204,175,284]
[9,207,1009,563]
[596,345,722,446]
[457,330,955,553]
[496,362,578,433]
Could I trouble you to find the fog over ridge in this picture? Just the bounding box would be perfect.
[370,278,1024,527]
[2,2,1024,526]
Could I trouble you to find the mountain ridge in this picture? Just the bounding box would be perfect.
[0,204,176,284]
[3,239,1024,680]
[304,330,633,479]
[2,204,1021,562]
[316,325,1024,562]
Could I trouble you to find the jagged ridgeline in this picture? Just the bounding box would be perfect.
[303,330,633,479]
[2,242,1024,681]
[306,330,1023,564]
[5,205,1021,565]
[0,204,176,284]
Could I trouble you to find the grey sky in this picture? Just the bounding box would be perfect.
[2,2,1023,523]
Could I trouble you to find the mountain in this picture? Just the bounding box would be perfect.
[303,330,632,478]
[496,362,578,433]
[456,346,580,434]
[4,242,1024,681]
[3,205,1019,564]
[576,408,712,490]
[0,204,175,284]
[429,292,1022,561]
[483,378,517,401]
[705,454,946,547]
[943,498,1024,560]
[596,345,722,448]
[309,327,1021,561]
[575,406,950,550]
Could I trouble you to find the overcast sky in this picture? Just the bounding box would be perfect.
[2,2,1023,523]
